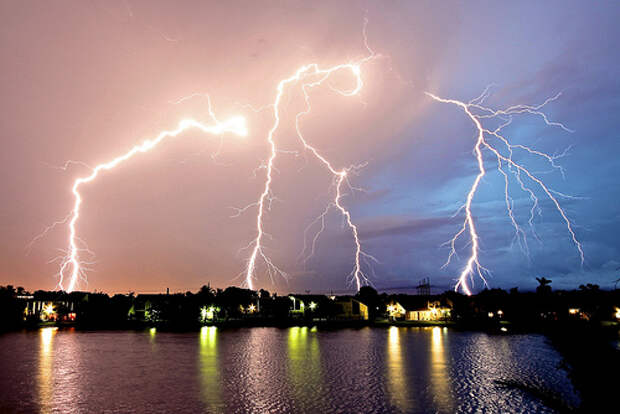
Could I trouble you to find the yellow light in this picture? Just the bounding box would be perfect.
[149,327,156,336]
[200,326,217,343]
[614,307,620,320]
[497,310,503,316]
[569,308,579,315]
[309,302,317,310]
[43,303,54,316]
[248,304,256,312]
[40,327,57,348]
[488,312,494,318]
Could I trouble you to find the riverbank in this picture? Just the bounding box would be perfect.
[8,318,468,332]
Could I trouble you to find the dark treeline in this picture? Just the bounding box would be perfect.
[1,280,618,331]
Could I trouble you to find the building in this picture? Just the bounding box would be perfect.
[387,297,452,321]
[23,291,79,322]
[288,294,330,318]
[332,296,369,320]
[287,294,369,320]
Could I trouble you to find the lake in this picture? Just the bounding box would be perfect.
[0,327,579,413]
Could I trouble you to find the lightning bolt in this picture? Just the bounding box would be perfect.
[242,62,369,290]
[426,89,584,295]
[36,17,382,293]
[51,103,246,292]
[243,19,379,291]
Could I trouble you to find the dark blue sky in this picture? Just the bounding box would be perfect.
[351,2,620,291]
[1,1,618,293]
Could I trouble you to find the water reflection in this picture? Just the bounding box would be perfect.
[386,326,411,412]
[38,327,57,413]
[430,327,454,412]
[287,327,322,405]
[199,326,222,411]
[0,328,574,413]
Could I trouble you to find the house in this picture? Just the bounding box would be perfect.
[23,291,79,322]
[286,294,369,320]
[407,300,451,321]
[387,297,452,321]
[332,296,369,320]
[386,302,406,319]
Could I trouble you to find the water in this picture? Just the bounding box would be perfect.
[0,327,578,413]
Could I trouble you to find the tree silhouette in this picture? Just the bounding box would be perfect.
[536,277,552,295]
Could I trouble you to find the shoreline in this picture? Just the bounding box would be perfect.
[11,318,613,334]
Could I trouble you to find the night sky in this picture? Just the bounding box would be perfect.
[1,1,619,294]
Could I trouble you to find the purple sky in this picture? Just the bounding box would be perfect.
[2,1,619,294]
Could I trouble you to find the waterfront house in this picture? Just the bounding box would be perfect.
[331,296,369,320]
[23,291,80,322]
[387,297,452,321]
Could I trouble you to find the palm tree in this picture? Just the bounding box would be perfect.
[536,277,552,294]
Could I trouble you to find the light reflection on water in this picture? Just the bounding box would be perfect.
[0,327,578,413]
[199,326,221,411]
[430,327,454,412]
[386,326,411,412]
[38,327,56,413]
[287,326,322,406]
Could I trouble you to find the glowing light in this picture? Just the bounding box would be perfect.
[429,326,453,413]
[309,301,317,311]
[426,90,584,295]
[42,303,54,316]
[248,304,256,313]
[40,327,57,349]
[615,307,620,320]
[569,308,580,315]
[200,326,217,343]
[51,103,246,292]
[387,326,410,411]
[38,327,57,410]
